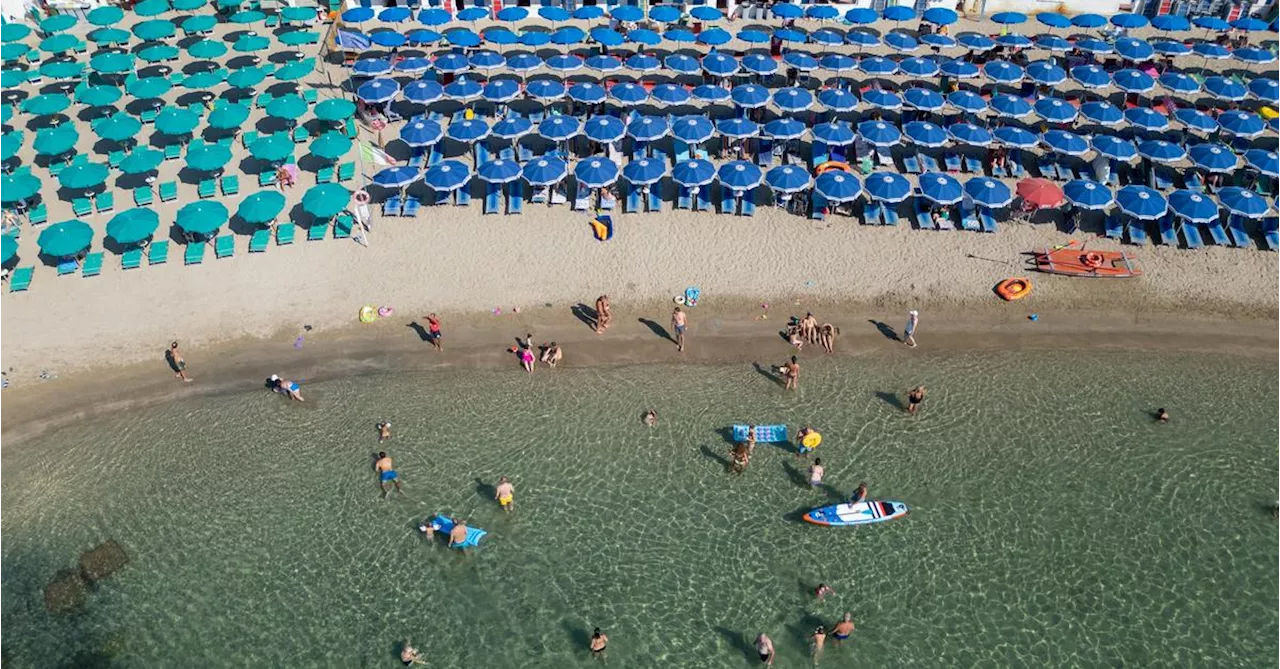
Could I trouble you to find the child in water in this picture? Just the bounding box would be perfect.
[377,422,392,442]
[643,410,657,427]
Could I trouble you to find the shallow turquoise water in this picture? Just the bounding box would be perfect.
[2,351,1277,667]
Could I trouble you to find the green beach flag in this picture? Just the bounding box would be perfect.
[89,27,131,45]
[106,208,160,245]
[236,190,286,225]
[207,103,250,129]
[155,107,199,135]
[133,0,172,17]
[314,98,356,122]
[249,134,293,162]
[138,44,180,63]
[302,184,352,219]
[57,162,110,190]
[1,23,31,43]
[75,84,123,107]
[185,143,232,172]
[90,52,135,74]
[133,19,176,41]
[1,234,17,264]
[92,114,142,142]
[1,132,21,161]
[37,219,94,257]
[20,93,70,116]
[187,39,227,59]
[309,132,351,161]
[176,201,228,235]
[0,172,41,204]
[266,94,307,120]
[119,148,164,175]
[33,126,78,155]
[87,6,125,25]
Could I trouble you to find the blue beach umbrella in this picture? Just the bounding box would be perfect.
[1063,179,1114,210]
[1071,64,1110,89]
[920,33,957,49]
[812,122,855,146]
[1111,13,1149,28]
[773,87,812,112]
[623,158,666,186]
[698,28,732,46]
[1151,15,1190,31]
[1035,35,1071,52]
[1034,97,1077,123]
[357,78,399,103]
[395,57,432,75]
[741,53,778,75]
[996,33,1033,49]
[918,172,964,204]
[1137,139,1186,163]
[671,116,714,144]
[609,82,648,106]
[993,126,1038,148]
[1025,61,1066,86]
[845,8,877,24]
[1234,47,1276,65]
[818,88,858,112]
[1092,135,1138,161]
[672,159,715,187]
[862,89,901,110]
[455,6,486,21]
[610,4,642,21]
[814,171,862,203]
[1248,78,1279,104]
[923,7,958,25]
[650,83,689,106]
[469,50,505,71]
[736,29,770,44]
[549,26,585,45]
[1112,69,1155,94]
[1116,185,1167,220]
[717,117,758,139]
[1151,40,1190,56]
[1192,42,1230,59]
[1167,189,1218,223]
[857,120,901,147]
[1204,76,1247,102]
[483,28,518,46]
[1043,129,1089,156]
[482,80,519,104]
[424,160,471,192]
[447,119,489,143]
[404,80,443,104]
[522,157,568,186]
[119,148,164,175]
[859,56,898,76]
[547,54,584,73]
[1077,39,1113,56]
[1072,14,1107,28]
[1244,149,1279,177]
[947,90,986,113]
[538,116,580,142]
[948,122,992,146]
[763,118,805,141]
[416,8,451,25]
[939,59,979,78]
[1037,13,1071,29]
[444,77,482,102]
[341,7,373,22]
[1231,17,1269,31]
[432,53,469,74]
[899,57,939,77]
[91,114,141,143]
[782,51,818,71]
[1,234,15,264]
[864,172,910,202]
[847,30,879,47]
[965,177,1012,208]
[496,6,527,21]
[991,11,1026,24]
[21,93,71,116]
[732,84,772,109]
[506,53,543,73]
[353,58,393,77]
[444,28,481,48]
[379,6,410,21]
[1115,37,1154,61]
[664,53,699,74]
[717,161,762,192]
[1218,187,1271,218]
[517,31,549,47]
[584,116,625,144]
[627,27,660,45]
[526,79,564,101]
[400,118,443,146]
[983,60,1023,83]
[568,82,605,104]
[1080,100,1123,126]
[625,53,660,71]
[690,6,722,21]
[882,5,915,21]
[626,116,668,142]
[492,116,532,141]
[88,27,130,45]
[957,33,995,51]
[0,23,29,42]
[904,121,948,147]
[765,165,810,193]
[769,3,803,19]
[804,5,838,20]
[884,32,918,52]
[33,126,78,156]
[1218,111,1265,137]
[1188,144,1238,173]
[810,29,844,46]
[990,94,1032,118]
[476,159,522,184]
[585,54,621,73]
[0,171,38,202]
[702,52,740,77]
[1159,72,1200,95]
[1124,107,1169,131]
[903,87,943,112]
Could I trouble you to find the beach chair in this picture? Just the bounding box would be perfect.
[94,191,114,214]
[959,198,979,231]
[220,175,239,196]
[1039,155,1059,180]
[517,142,533,163]
[719,186,736,215]
[508,182,523,214]
[48,162,67,178]
[976,206,997,232]
[28,203,46,225]
[344,118,357,138]
[622,181,640,214]
[1205,219,1230,246]
[402,195,421,217]
[291,126,309,144]
[674,140,691,165]
[276,223,296,245]
[214,235,235,258]
[140,108,159,124]
[811,141,828,170]
[337,162,355,182]
[455,184,472,207]
[1106,160,1121,186]
[198,179,216,199]
[756,138,772,167]
[810,192,826,221]
[316,166,334,183]
[919,152,940,173]
[148,240,169,264]
[1179,220,1204,249]
[943,150,961,172]
[1007,149,1026,177]
[882,202,901,226]
[163,144,182,161]
[81,252,103,277]
[991,156,1006,178]
[1263,218,1279,251]
[382,195,402,217]
[8,267,32,292]
[108,150,125,168]
[677,186,692,210]
[1104,211,1124,239]
[695,185,712,212]
[256,92,273,108]
[333,214,354,239]
[56,258,77,276]
[121,248,143,269]
[913,194,934,230]
[963,154,982,174]
[307,221,328,241]
[184,242,206,265]
[647,179,663,212]
[484,182,501,214]
[1151,166,1173,191]
[258,171,276,187]
[241,130,259,148]
[1125,217,1148,245]
[902,150,921,174]
[301,89,317,105]
[1227,214,1251,248]
[72,198,93,218]
[742,188,756,216]
[249,229,270,253]
[159,181,178,202]
[134,187,154,206]
[863,199,884,225]
[1157,214,1178,246]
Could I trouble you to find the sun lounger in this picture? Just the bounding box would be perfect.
[258,170,276,187]
[978,207,997,232]
[344,118,357,138]
[1125,217,1148,245]
[382,195,402,217]
[863,199,883,225]
[337,162,355,182]
[943,150,961,172]
[936,206,956,230]
[455,184,472,207]
[508,181,523,214]
[484,182,501,214]
[148,240,169,264]
[214,235,235,258]
[94,191,114,214]
[1205,220,1230,246]
[48,161,68,178]
[919,152,940,173]
[719,187,736,215]
[963,154,982,174]
[1227,214,1251,248]
[108,150,124,168]
[1152,166,1173,191]
[1007,149,1026,177]
[72,198,93,217]
[695,185,712,212]
[677,186,692,210]
[129,185,153,207]
[307,221,328,241]
[402,194,421,216]
[623,181,640,213]
[1157,214,1178,246]
[902,151,921,174]
[517,142,533,162]
[1039,155,1059,180]
[674,140,691,165]
[811,141,828,169]
[913,193,934,229]
[163,144,181,161]
[121,248,143,269]
[333,214,353,239]
[1263,218,1279,251]
[1179,220,1204,249]
[756,139,772,167]
[221,175,239,195]
[809,192,825,220]
[198,179,216,199]
[159,181,178,201]
[28,203,46,225]
[1104,211,1124,239]
[882,202,901,225]
[184,242,205,265]
[647,179,663,212]
[276,223,296,245]
[742,188,756,216]
[249,229,270,252]
[8,266,32,292]
[959,199,979,231]
[81,252,103,277]
[1106,160,1121,186]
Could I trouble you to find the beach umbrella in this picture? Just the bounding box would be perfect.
[309,132,351,162]
[627,27,660,46]
[180,14,216,33]
[472,159,520,185]
[538,116,580,143]
[447,119,490,143]
[88,27,130,45]
[669,116,715,144]
[40,13,78,33]
[918,172,964,204]
[491,116,532,141]
[266,94,307,121]
[133,19,176,41]
[0,132,20,161]
[624,54,660,71]
[584,116,625,144]
[845,7,877,24]
[36,59,83,80]
[1072,14,1107,28]
[622,158,666,186]
[1248,78,1279,104]
[357,78,399,103]
[1114,37,1154,61]
[1034,97,1077,123]
[610,82,649,106]
[584,54,621,74]
[549,26,584,45]
[1,23,30,42]
[1035,35,1072,52]
[1115,185,1167,220]
[991,11,1026,24]
[698,27,732,47]
[1204,76,1247,102]
[949,122,992,146]
[505,53,542,73]
[39,33,81,55]
[983,60,1023,84]
[763,118,806,141]
[280,6,314,22]
[1112,69,1155,94]
[764,165,810,193]
[392,57,431,75]
[773,87,813,113]
[183,70,227,91]
[21,93,71,116]
[125,75,170,101]
[1,43,26,62]
[782,51,818,72]
[92,114,142,142]
[1,234,16,264]
[153,108,199,136]
[430,53,467,74]
[340,6,373,22]
[106,207,160,245]
[134,0,171,16]
[314,99,356,123]
[574,158,618,189]
[609,4,642,21]
[185,143,233,172]
[804,4,839,20]
[861,89,901,111]
[416,8,450,25]
[964,177,1013,208]
[1091,135,1137,161]
[400,118,443,147]
[996,34,1032,49]
[0,172,40,203]
[672,159,716,187]
[691,85,730,103]
[946,90,986,113]
[818,88,858,113]
[1151,15,1190,31]
[863,172,910,202]
[37,220,93,257]
[1124,107,1168,131]
[403,80,444,105]
[300,183,352,218]
[445,28,482,48]
[769,3,802,19]
[33,126,77,156]
[882,4,915,20]
[957,33,995,51]
[920,33,957,49]
[990,94,1032,118]
[812,122,855,146]
[859,56,898,76]
[371,166,420,189]
[1167,189,1219,223]
[2,70,29,90]
[731,84,772,109]
[119,148,164,175]
[1080,100,1123,126]
[481,80,519,104]
[187,39,228,60]
[810,29,844,46]
[939,59,980,78]
[923,7,958,25]
[469,50,505,71]
[1037,13,1071,29]
[1016,178,1064,208]
[524,79,564,103]
[1244,149,1279,177]
[272,61,314,83]
[1158,72,1200,95]
[903,88,944,112]
[716,161,763,193]
[1043,129,1089,156]
[1234,47,1276,65]
[847,30,879,47]
[234,190,287,226]
[1137,139,1186,164]
[233,35,269,52]
[663,53,699,74]
[690,5,722,21]
[1024,61,1066,86]
[1063,180,1113,210]
[992,126,1038,148]
[904,121,948,147]
[90,52,134,75]
[899,57,939,78]
[176,200,229,235]
[1151,40,1190,56]
[1192,42,1230,59]
[496,6,528,21]
[1231,17,1269,31]
[249,134,292,163]
[857,121,901,147]
[1070,64,1110,89]
[568,82,605,104]
[702,52,740,77]
[522,157,567,186]
[1193,16,1228,30]
[735,30,770,46]
[884,32,919,52]
[1111,13,1149,28]
[1218,111,1265,137]
[1218,187,1271,218]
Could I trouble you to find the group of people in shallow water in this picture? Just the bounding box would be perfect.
[754,610,856,665]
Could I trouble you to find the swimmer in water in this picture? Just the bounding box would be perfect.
[643,410,657,427]
[400,641,425,665]
[755,633,775,666]
[811,625,827,658]
[832,613,855,642]
[907,385,926,415]
[448,519,469,547]
[796,426,818,458]
[495,476,515,512]
[269,374,304,401]
[849,481,868,504]
[1156,408,1169,423]
[378,422,392,442]
[589,627,608,656]
[744,425,757,454]
[730,442,750,474]
[815,583,834,599]
[375,451,401,498]
[809,458,825,487]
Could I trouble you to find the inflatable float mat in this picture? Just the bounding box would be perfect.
[590,215,613,241]
[732,424,787,443]
[429,515,487,549]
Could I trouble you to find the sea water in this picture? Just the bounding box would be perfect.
[2,351,1276,668]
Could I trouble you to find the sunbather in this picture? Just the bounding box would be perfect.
[541,342,562,367]
[269,374,303,401]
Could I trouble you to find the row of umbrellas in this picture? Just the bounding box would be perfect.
[1,0,313,42]
[1044,181,1274,221]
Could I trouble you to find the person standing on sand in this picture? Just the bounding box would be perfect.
[425,313,442,351]
[907,385,926,415]
[783,356,800,391]
[168,342,193,382]
[755,633,775,666]
[671,306,687,352]
[495,476,515,511]
[595,295,611,334]
[375,451,402,498]
[904,310,919,348]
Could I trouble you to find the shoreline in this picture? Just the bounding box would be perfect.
[3,299,1275,445]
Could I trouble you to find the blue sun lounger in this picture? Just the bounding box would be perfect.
[402,195,421,217]
[943,150,961,172]
[863,199,883,225]
[455,183,472,206]
[1125,216,1147,245]
[1007,149,1025,177]
[720,187,736,215]
[919,151,940,173]
[1205,218,1230,246]
[677,185,692,210]
[508,182,523,214]
[1104,211,1124,239]
[959,198,979,231]
[1157,213,1178,246]
[1179,220,1204,249]
[695,184,712,211]
[742,188,755,216]
[913,193,934,229]
[484,182,501,214]
[810,192,826,221]
[978,206,997,232]
[1264,217,1278,251]
[902,150,921,174]
[647,178,663,212]
[882,202,900,225]
[1227,214,1251,248]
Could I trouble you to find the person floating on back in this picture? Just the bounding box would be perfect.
[1156,408,1169,423]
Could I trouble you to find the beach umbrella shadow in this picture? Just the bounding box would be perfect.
[137,64,170,79]
[77,105,118,122]
[226,55,260,70]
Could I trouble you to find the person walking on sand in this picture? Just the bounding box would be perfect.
[783,356,800,391]
[832,613,855,643]
[375,451,402,497]
[594,295,612,334]
[819,324,839,353]
[907,385,926,415]
[425,313,442,351]
[671,306,687,352]
[541,342,563,367]
[495,476,515,511]
[168,342,193,382]
[903,310,919,348]
[755,633,775,666]
[589,627,608,657]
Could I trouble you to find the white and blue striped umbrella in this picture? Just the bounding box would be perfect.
[1080,100,1123,126]
[810,28,844,45]
[609,82,648,106]
[526,79,566,101]
[763,118,806,140]
[469,50,505,70]
[919,172,964,204]
[847,30,880,47]
[400,118,443,146]
[857,120,901,147]
[568,82,606,104]
[1114,37,1154,61]
[995,33,1032,49]
[1218,187,1272,218]
[1112,69,1155,94]
[1249,78,1279,104]
[651,83,691,106]
[964,176,1012,208]
[1137,139,1186,163]
[664,53,700,74]
[672,159,716,187]
[939,59,980,78]
[1204,76,1247,102]
[476,159,522,184]
[353,58,393,77]
[862,89,902,110]
[812,121,856,146]
[585,54,622,73]
[904,121,948,147]
[432,53,470,74]
[1218,111,1265,137]
[884,31,918,52]
[1115,185,1167,220]
[820,54,857,72]
[1075,39,1112,55]
[1042,129,1089,156]
[1192,42,1231,59]
[948,122,992,146]
[983,59,1023,83]
[492,116,533,140]
[372,166,421,189]
[859,56,898,76]
[424,160,472,192]
[395,57,432,74]
[718,160,763,191]
[584,116,625,143]
[947,90,986,113]
[574,157,619,188]
[741,53,779,75]
[506,53,543,73]
[920,33,957,49]
[1091,135,1137,161]
[522,157,568,185]
[1025,61,1066,85]
[357,78,399,102]
[627,116,669,142]
[863,172,910,202]
[1188,143,1239,173]
[782,51,819,71]
[622,157,666,186]
[814,171,863,203]
[671,116,715,143]
[716,117,759,139]
[482,79,520,103]
[1167,189,1219,223]
[957,32,995,51]
[773,87,813,112]
[817,88,858,112]
[546,54,584,73]
[1063,180,1114,210]
[992,126,1038,148]
[765,165,811,193]
[1151,39,1190,56]
[702,52,740,76]
[1035,97,1077,123]
[1234,47,1276,64]
[1176,110,1224,132]
[1124,107,1168,131]
[625,53,660,71]
[403,80,443,104]
[899,56,939,77]
[990,94,1032,118]
[1070,64,1110,89]
[1244,149,1279,177]
[692,85,731,103]
[1035,35,1071,52]
[903,87,944,111]
[538,116,580,142]
[731,84,772,108]
[1158,72,1199,95]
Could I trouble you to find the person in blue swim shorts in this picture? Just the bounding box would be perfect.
[375,451,402,498]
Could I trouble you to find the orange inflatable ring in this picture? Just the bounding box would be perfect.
[1082,252,1104,268]
[814,161,851,175]
[995,277,1031,301]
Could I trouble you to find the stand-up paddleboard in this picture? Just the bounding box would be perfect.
[425,515,487,549]
[732,424,787,443]
[803,501,909,527]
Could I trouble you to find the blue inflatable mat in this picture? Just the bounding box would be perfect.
[429,515,487,549]
[732,424,787,443]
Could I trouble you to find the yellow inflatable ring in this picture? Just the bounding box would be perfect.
[802,432,822,448]
[359,305,377,323]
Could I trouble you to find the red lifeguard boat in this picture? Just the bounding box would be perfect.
[1032,242,1143,278]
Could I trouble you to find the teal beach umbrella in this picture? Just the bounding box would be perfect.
[126,75,171,99]
[39,34,80,54]
[90,52,135,74]
[119,148,164,174]
[40,14,78,33]
[37,219,93,257]
[278,30,319,46]
[21,93,71,116]
[39,60,83,79]
[281,6,315,22]
[175,201,228,235]
[314,98,356,122]
[92,114,142,142]
[207,103,250,129]
[1,23,31,42]
[133,0,172,17]
[233,35,269,52]
[309,132,351,161]
[89,27,131,45]
[106,207,160,245]
[1,69,28,88]
[228,10,266,24]
[2,42,28,62]
[227,66,267,88]
[187,38,227,59]
[75,84,123,106]
[185,143,232,171]
[138,44,179,62]
[57,162,110,190]
[1,132,21,161]
[87,6,125,25]
[0,172,41,203]
[174,0,209,10]
[249,134,293,162]
[133,19,176,41]
[155,107,199,135]
[301,183,351,218]
[273,60,312,81]
[266,94,307,120]
[33,126,78,155]
[236,190,286,224]
[2,234,17,264]
[183,69,227,90]
[181,14,216,33]
[1,105,9,124]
